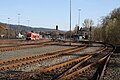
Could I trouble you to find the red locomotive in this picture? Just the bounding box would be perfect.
[26,32,40,40]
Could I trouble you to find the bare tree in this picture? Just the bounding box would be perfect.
[82,19,94,28]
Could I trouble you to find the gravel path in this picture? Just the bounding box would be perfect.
[103,53,120,80]
[0,45,69,60]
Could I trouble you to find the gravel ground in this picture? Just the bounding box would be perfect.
[103,53,120,80]
[0,45,69,60]
[11,46,102,72]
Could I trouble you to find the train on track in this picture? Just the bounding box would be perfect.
[26,32,40,40]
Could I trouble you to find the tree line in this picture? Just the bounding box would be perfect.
[93,7,120,45]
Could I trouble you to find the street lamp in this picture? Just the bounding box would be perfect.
[7,18,10,39]
[18,13,20,26]
[78,9,81,27]
[69,0,72,46]
[17,13,20,34]
[27,20,30,27]
[8,18,10,25]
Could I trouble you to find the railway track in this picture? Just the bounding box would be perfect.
[0,41,115,80]
[0,41,59,52]
[30,46,107,80]
[3,44,104,80]
[0,39,50,47]
[24,44,113,80]
[57,44,115,80]
[0,45,86,71]
[58,55,108,80]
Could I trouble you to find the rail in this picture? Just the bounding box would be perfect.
[90,43,116,80]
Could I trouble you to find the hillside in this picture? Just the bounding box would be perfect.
[9,24,56,32]
[0,23,8,35]
[0,22,8,30]
[0,22,65,38]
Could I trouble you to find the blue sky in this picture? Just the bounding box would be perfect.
[0,0,119,30]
